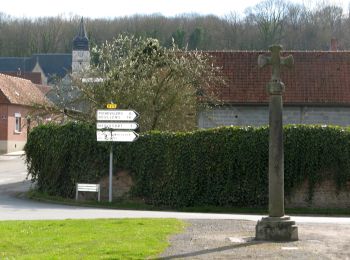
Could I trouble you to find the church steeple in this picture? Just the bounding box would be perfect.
[72,17,90,74]
[73,17,89,51]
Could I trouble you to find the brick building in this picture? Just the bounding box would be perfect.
[199,51,350,128]
[0,73,50,154]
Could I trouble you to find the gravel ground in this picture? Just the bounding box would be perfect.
[158,219,350,260]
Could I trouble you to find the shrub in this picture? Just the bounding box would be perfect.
[25,122,350,207]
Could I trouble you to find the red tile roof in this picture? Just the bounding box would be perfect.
[0,73,50,106]
[208,51,350,105]
[2,72,42,84]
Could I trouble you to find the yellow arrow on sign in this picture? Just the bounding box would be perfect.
[106,103,117,109]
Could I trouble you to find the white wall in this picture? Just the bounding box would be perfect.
[198,106,350,128]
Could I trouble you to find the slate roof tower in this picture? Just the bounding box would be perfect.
[72,17,90,74]
[73,17,89,51]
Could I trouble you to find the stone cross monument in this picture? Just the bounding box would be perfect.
[255,45,298,241]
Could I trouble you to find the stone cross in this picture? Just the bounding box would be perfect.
[255,45,298,241]
[258,45,293,95]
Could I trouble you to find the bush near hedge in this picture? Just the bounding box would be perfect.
[25,123,350,207]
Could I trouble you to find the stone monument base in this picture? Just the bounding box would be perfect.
[255,216,298,241]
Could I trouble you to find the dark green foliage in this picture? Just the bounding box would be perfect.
[188,27,204,50]
[25,123,350,207]
[171,28,186,49]
[25,123,109,197]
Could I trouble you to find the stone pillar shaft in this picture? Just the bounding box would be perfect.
[255,45,298,241]
[268,94,284,217]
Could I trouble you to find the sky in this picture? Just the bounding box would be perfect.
[0,0,348,19]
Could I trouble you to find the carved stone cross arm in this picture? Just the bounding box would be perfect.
[258,45,294,95]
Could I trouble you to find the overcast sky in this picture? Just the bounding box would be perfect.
[0,0,348,18]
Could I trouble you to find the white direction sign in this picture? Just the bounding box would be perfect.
[97,122,139,130]
[97,130,139,142]
[97,109,139,121]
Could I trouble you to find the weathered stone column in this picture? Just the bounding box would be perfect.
[269,93,284,217]
[255,45,298,241]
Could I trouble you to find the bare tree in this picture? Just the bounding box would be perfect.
[247,0,288,49]
[0,1,349,55]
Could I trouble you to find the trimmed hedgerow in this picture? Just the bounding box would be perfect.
[25,123,108,197]
[25,122,350,207]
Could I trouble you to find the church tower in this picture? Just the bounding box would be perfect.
[72,17,90,74]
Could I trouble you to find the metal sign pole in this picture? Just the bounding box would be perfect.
[96,106,139,203]
[109,145,113,202]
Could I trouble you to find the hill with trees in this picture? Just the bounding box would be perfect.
[0,0,349,56]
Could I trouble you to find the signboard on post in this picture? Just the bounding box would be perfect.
[97,109,139,121]
[96,107,139,203]
[96,122,139,130]
[97,130,139,142]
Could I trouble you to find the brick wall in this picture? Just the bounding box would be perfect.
[7,104,29,142]
[0,91,9,104]
[0,104,8,141]
[0,104,8,154]
[198,105,350,128]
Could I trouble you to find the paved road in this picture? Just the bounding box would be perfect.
[1,154,350,224]
[0,154,28,186]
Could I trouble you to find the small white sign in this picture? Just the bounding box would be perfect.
[97,130,139,142]
[97,110,139,121]
[96,122,139,130]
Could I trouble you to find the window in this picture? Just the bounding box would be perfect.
[15,113,21,133]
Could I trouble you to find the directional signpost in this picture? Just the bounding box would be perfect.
[96,122,139,130]
[96,105,139,202]
[97,109,139,121]
[96,131,139,142]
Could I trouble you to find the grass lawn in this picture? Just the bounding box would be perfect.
[0,218,184,259]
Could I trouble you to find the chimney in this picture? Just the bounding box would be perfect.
[330,38,338,51]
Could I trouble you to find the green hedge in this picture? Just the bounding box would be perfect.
[25,123,108,197]
[25,123,350,207]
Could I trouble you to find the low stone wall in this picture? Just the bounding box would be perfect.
[98,171,134,201]
[286,179,350,208]
[76,171,133,201]
[91,172,350,209]
[0,141,7,154]
[0,140,26,154]
[7,140,26,154]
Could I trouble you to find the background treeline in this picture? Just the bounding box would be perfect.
[0,0,350,56]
